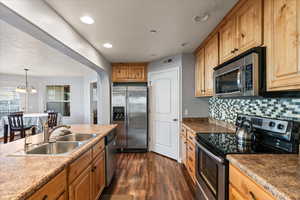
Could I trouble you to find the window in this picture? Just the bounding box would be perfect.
[46,85,70,117]
[0,87,21,119]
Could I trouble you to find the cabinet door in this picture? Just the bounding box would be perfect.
[204,34,219,96]
[112,66,129,82]
[265,0,300,91]
[128,66,147,82]
[57,192,67,200]
[236,0,262,54]
[219,19,236,63]
[195,48,205,97]
[69,166,93,200]
[229,185,245,200]
[181,135,187,167]
[92,152,106,200]
[28,170,67,200]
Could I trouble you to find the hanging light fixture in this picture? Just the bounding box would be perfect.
[16,69,37,112]
[16,68,37,94]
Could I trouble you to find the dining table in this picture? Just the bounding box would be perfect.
[0,113,62,138]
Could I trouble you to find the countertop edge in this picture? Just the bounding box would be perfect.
[227,155,292,200]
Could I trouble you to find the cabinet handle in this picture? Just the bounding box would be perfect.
[249,191,257,200]
[234,48,239,52]
[42,195,48,200]
[231,49,235,54]
[189,147,193,151]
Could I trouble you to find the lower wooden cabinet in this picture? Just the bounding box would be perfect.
[92,152,106,200]
[181,125,196,183]
[69,166,93,200]
[229,164,275,200]
[28,169,67,200]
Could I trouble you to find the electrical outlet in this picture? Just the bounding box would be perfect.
[184,109,188,116]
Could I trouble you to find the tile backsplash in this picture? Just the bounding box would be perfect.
[209,97,300,123]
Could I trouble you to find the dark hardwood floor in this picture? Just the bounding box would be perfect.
[102,152,196,200]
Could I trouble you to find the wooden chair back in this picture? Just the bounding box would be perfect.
[48,112,58,128]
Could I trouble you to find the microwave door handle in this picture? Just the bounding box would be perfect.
[237,71,242,90]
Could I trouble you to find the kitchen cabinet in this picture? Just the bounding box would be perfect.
[68,138,106,200]
[69,166,93,200]
[264,0,300,91]
[236,0,262,54]
[28,169,67,200]
[219,18,236,63]
[180,125,187,167]
[112,63,147,82]
[195,48,205,97]
[92,152,106,200]
[204,34,219,96]
[219,0,262,64]
[229,164,276,200]
[181,125,196,183]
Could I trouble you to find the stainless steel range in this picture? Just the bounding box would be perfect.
[195,115,300,200]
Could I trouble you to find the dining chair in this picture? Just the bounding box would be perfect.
[7,112,36,143]
[48,112,58,129]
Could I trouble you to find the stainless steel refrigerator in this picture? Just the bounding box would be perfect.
[111,85,148,152]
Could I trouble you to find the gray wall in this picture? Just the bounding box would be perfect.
[182,53,209,117]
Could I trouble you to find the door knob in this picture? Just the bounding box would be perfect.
[173,119,178,122]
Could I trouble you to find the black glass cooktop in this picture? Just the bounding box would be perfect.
[196,133,285,157]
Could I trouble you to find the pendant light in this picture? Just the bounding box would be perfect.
[16,68,37,94]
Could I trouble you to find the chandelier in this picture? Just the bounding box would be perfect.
[16,68,37,94]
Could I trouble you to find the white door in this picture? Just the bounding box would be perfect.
[149,68,180,160]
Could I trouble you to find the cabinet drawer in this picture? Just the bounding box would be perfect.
[181,125,187,137]
[69,149,92,183]
[28,169,66,200]
[92,139,105,158]
[229,164,275,200]
[187,130,195,144]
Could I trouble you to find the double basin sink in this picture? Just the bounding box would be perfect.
[26,133,98,155]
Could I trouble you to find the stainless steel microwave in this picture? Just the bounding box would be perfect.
[213,47,265,97]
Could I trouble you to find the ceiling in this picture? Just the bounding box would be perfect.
[0,19,95,77]
[45,0,238,62]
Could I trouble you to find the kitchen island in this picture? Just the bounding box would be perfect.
[0,124,117,200]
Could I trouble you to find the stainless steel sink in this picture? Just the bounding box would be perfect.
[26,141,83,155]
[56,133,97,142]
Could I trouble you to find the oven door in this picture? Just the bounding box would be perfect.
[195,141,228,200]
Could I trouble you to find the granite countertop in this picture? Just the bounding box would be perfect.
[0,124,117,200]
[182,117,235,133]
[227,154,300,200]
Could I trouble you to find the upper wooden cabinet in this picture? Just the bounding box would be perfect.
[195,48,205,97]
[219,18,237,63]
[204,34,219,96]
[219,0,263,64]
[236,0,263,53]
[265,0,300,91]
[112,63,147,82]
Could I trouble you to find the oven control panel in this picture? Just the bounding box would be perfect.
[236,114,292,141]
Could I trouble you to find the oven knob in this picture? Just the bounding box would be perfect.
[237,116,242,121]
[269,121,276,127]
[242,117,246,121]
[277,124,284,130]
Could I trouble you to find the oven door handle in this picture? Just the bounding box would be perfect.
[196,141,224,164]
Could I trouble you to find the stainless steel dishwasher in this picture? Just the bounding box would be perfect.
[105,129,117,187]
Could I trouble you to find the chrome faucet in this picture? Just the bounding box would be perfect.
[43,122,71,143]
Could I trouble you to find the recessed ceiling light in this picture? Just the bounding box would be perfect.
[103,43,113,48]
[150,29,158,33]
[80,16,94,24]
[194,13,209,22]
